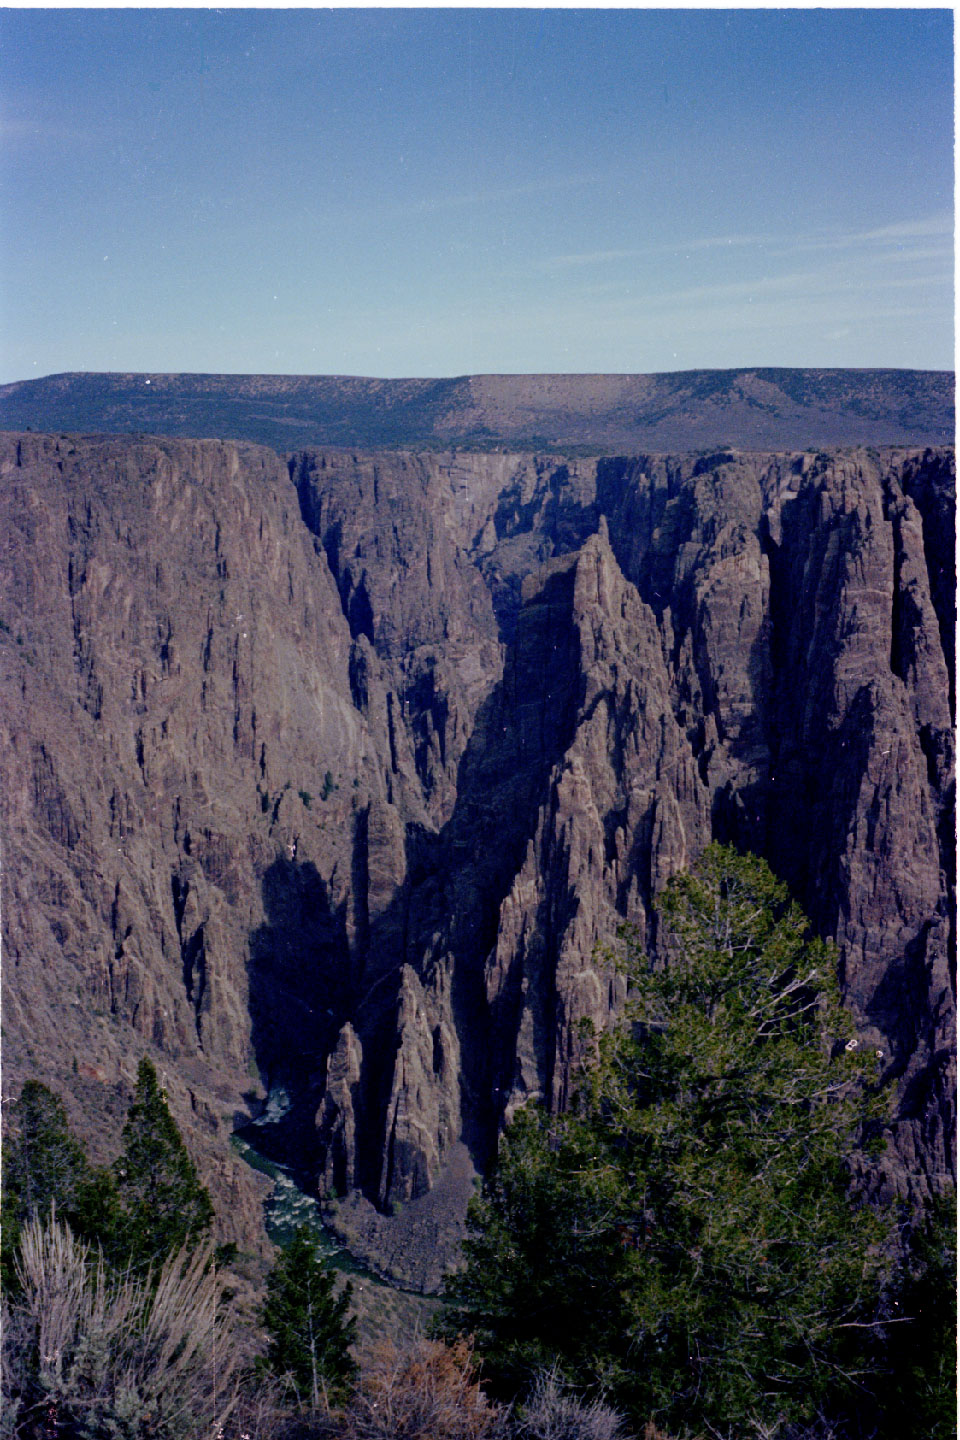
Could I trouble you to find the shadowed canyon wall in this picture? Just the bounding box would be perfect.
[1,434,953,1280]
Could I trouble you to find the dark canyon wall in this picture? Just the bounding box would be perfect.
[1,434,953,1278]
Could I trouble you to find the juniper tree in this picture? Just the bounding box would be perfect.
[445,845,892,1436]
[2,1066,213,1281]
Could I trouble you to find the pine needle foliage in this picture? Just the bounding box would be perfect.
[445,846,892,1437]
[2,1083,90,1225]
[874,1190,957,1439]
[0,1083,116,1292]
[109,1058,214,1271]
[259,1226,358,1410]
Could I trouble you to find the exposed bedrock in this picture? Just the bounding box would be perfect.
[1,435,953,1277]
[596,450,955,1197]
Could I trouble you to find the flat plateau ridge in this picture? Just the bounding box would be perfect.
[0,367,953,452]
[1,433,954,1287]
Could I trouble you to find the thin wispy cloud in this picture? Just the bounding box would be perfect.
[679,232,779,253]
[543,213,952,274]
[545,248,648,271]
[542,234,779,272]
[786,212,953,254]
[400,172,600,219]
[843,213,953,244]
[668,269,843,307]
[0,116,90,146]
[606,256,952,318]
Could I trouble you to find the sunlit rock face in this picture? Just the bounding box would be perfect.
[1,433,953,1273]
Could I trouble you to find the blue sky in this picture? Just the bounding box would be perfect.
[0,8,953,381]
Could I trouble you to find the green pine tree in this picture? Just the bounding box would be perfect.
[259,1226,357,1408]
[444,845,893,1435]
[438,1105,631,1402]
[2,1082,89,1220]
[110,1057,214,1270]
[877,1191,957,1439]
[1,1081,118,1291]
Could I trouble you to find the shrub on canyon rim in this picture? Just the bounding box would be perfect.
[444,846,892,1436]
[3,1213,240,1440]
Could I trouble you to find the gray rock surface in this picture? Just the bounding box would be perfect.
[1,433,953,1277]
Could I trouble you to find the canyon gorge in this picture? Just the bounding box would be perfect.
[1,429,954,1287]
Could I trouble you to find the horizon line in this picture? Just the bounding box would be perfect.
[2,363,955,388]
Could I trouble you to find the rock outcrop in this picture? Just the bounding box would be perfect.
[1,433,953,1277]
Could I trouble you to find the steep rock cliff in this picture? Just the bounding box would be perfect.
[1,434,953,1279]
[1,434,368,1247]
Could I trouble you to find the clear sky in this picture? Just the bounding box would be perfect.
[0,7,953,382]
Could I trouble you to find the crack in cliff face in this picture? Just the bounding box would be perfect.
[328,558,586,1205]
[170,875,207,1047]
[1,434,954,1282]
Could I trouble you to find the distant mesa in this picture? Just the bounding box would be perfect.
[0,368,953,452]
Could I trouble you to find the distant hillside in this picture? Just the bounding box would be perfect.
[0,368,953,451]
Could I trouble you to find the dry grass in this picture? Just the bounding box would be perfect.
[341,1334,509,1440]
[516,1368,631,1440]
[6,1209,243,1438]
